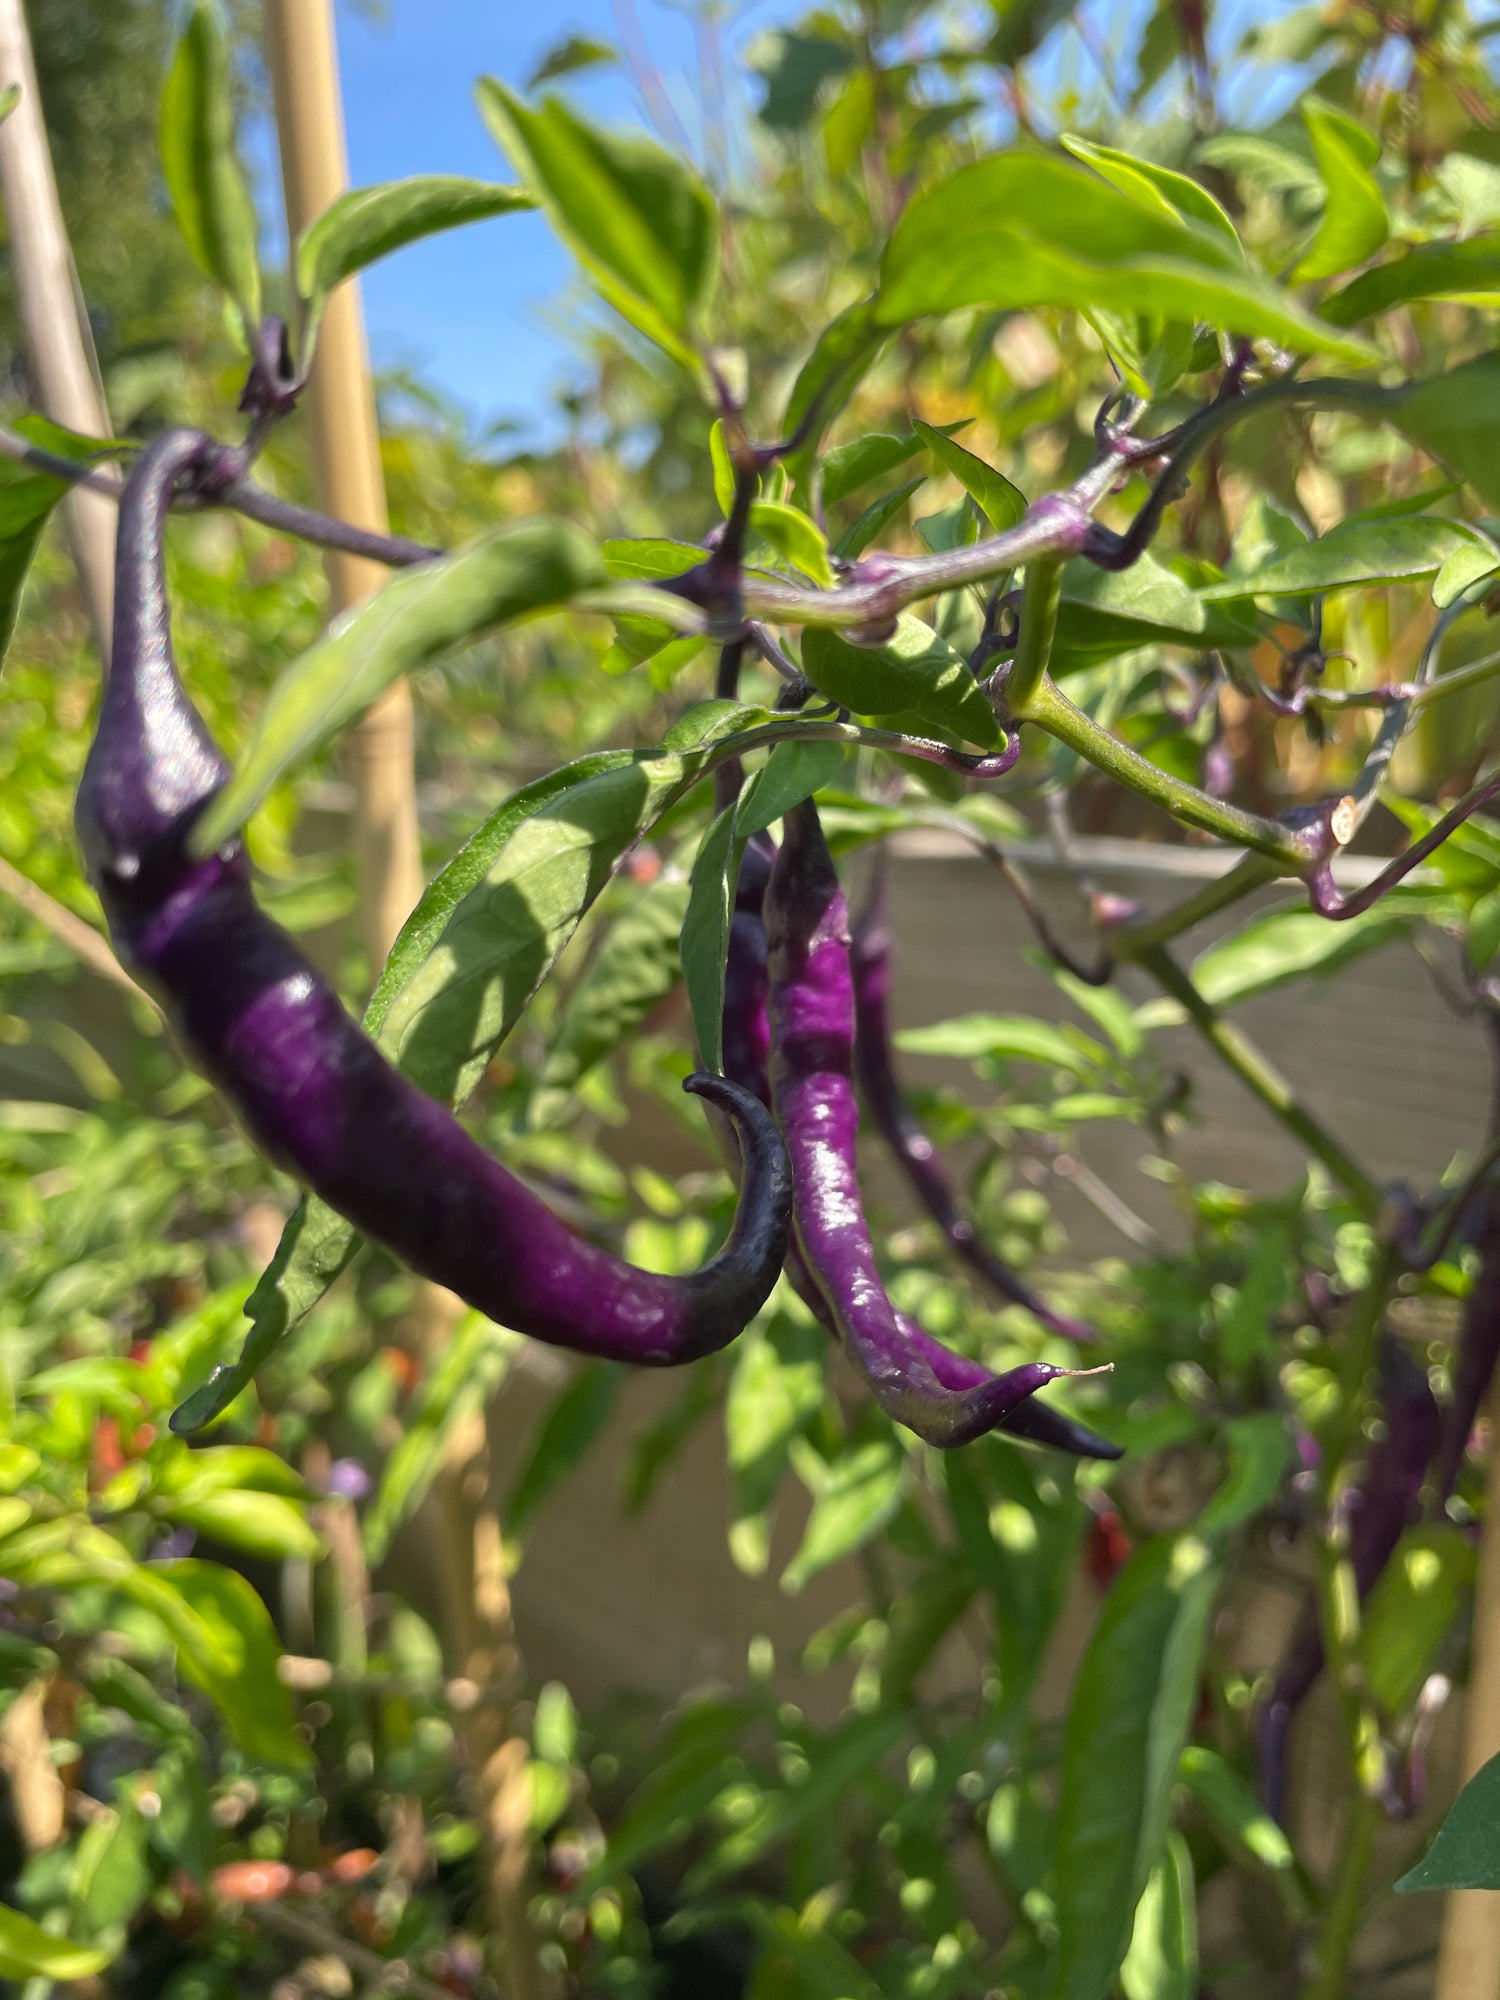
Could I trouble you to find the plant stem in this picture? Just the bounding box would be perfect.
[1300,1788,1378,2000]
[1113,853,1282,959]
[1139,945,1381,1217]
[1005,556,1063,713]
[1025,678,1311,865]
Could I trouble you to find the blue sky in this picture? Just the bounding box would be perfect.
[254,0,799,446]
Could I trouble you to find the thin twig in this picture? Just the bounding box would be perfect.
[0,853,152,1006]
[0,425,438,571]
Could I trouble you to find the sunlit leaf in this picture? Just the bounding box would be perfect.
[159,1,261,337]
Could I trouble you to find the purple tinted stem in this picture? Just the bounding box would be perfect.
[1309,774,1500,920]
[76,430,793,1375]
[1434,1014,1500,1504]
[765,798,1100,1449]
[851,853,1097,1344]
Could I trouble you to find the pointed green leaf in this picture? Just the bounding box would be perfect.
[749,500,835,585]
[913,418,1027,533]
[193,519,607,853]
[541,873,692,1096]
[877,152,1375,363]
[0,416,113,671]
[159,1,261,336]
[0,1906,111,1983]
[802,613,1004,747]
[1054,1534,1220,2000]
[478,78,716,365]
[1062,135,1241,252]
[1359,1527,1475,1716]
[296,175,532,353]
[1295,97,1389,282]
[1398,1748,1500,1890]
[1199,515,1490,600]
[782,1438,906,1594]
[1323,237,1500,326]
[1120,1833,1197,2000]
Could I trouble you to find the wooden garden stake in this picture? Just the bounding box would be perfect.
[262,11,547,1992]
[0,0,114,650]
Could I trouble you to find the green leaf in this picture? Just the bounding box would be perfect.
[1323,237,1500,327]
[0,1906,110,1983]
[296,176,532,354]
[737,739,847,839]
[1200,1413,1291,1532]
[894,1012,1106,1071]
[1061,136,1241,251]
[753,32,853,129]
[1393,354,1500,513]
[0,85,17,125]
[1199,516,1489,599]
[877,152,1375,363]
[1398,1748,1500,1890]
[72,1798,153,1942]
[727,1318,826,1576]
[528,33,617,87]
[1178,1745,1293,1872]
[0,416,113,671]
[541,874,692,1096]
[822,427,946,507]
[170,1197,358,1434]
[1295,97,1388,282]
[783,297,889,492]
[506,1364,623,1547]
[834,476,924,559]
[1056,552,1252,657]
[801,614,1004,748]
[478,79,716,366]
[1133,894,1432,1027]
[194,519,607,852]
[1408,1752,1500,1888]
[1120,1833,1197,2000]
[782,1438,906,1594]
[912,419,1027,534]
[1054,1534,1221,2000]
[682,803,740,1075]
[161,1491,323,1562]
[749,501,835,585]
[159,1,261,337]
[1359,1527,1475,1715]
[133,1560,305,1767]
[364,1313,518,1564]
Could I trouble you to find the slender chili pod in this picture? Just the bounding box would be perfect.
[720,823,1115,1457]
[76,429,793,1371]
[851,849,1096,1344]
[1257,1341,1441,1822]
[763,798,1103,1449]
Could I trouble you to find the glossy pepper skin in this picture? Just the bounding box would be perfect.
[1257,1340,1440,1823]
[722,824,1117,1460]
[850,852,1095,1345]
[763,798,1094,1448]
[76,428,793,1366]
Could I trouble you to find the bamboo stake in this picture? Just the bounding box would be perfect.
[1435,1383,1500,2000]
[262,12,546,1990]
[263,0,420,970]
[0,0,114,651]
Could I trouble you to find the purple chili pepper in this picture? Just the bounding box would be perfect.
[721,824,1117,1461]
[851,849,1095,1345]
[1257,1340,1440,1823]
[76,430,792,1370]
[762,799,1105,1450]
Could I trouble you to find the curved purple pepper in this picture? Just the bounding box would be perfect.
[76,429,793,1371]
[762,798,1105,1449]
[1257,1340,1440,1823]
[721,824,1117,1460]
[851,851,1096,1345]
